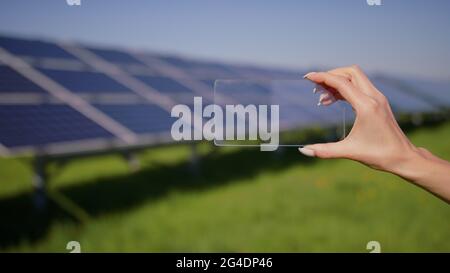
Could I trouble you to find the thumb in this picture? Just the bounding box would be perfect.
[299,141,348,159]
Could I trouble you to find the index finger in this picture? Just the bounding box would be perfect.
[328,66,379,97]
[304,72,366,109]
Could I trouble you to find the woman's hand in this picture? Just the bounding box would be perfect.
[300,65,450,203]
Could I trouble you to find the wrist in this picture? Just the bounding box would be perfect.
[388,147,430,183]
[390,147,450,203]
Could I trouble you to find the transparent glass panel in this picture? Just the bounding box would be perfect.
[213,79,352,151]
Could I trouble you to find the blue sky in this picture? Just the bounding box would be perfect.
[0,0,449,80]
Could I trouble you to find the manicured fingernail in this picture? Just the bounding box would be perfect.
[320,99,335,106]
[313,87,317,93]
[319,92,330,101]
[303,72,316,79]
[318,93,328,106]
[317,91,337,106]
[299,147,315,157]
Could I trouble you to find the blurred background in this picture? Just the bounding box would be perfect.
[0,0,449,252]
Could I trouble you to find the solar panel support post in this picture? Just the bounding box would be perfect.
[189,142,199,172]
[274,145,284,158]
[123,151,140,172]
[32,156,48,210]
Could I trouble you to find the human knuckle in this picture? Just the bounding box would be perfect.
[363,98,381,113]
[350,64,363,75]
[335,77,350,88]
[418,147,432,156]
[377,94,389,106]
[336,82,349,91]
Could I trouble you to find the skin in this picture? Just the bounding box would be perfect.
[299,65,450,203]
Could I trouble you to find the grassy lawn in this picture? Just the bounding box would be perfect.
[0,122,449,252]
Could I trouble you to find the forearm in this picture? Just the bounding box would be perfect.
[392,149,450,203]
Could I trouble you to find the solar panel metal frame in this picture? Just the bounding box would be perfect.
[0,37,205,157]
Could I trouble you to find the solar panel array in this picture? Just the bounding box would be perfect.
[0,35,449,156]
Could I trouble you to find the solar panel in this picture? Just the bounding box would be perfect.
[85,47,162,77]
[0,104,113,148]
[94,104,174,134]
[201,79,215,88]
[157,57,299,81]
[87,47,146,65]
[157,56,196,70]
[0,65,47,93]
[228,65,300,80]
[214,80,272,105]
[372,79,433,113]
[271,80,344,127]
[158,56,241,79]
[135,75,200,104]
[136,75,194,94]
[40,69,134,93]
[0,36,77,60]
[400,78,450,107]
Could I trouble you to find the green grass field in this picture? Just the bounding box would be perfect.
[1,122,449,252]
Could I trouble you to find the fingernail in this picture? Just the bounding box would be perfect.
[320,99,335,106]
[303,72,316,79]
[319,92,330,101]
[299,147,315,157]
[317,94,326,106]
[318,91,336,106]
